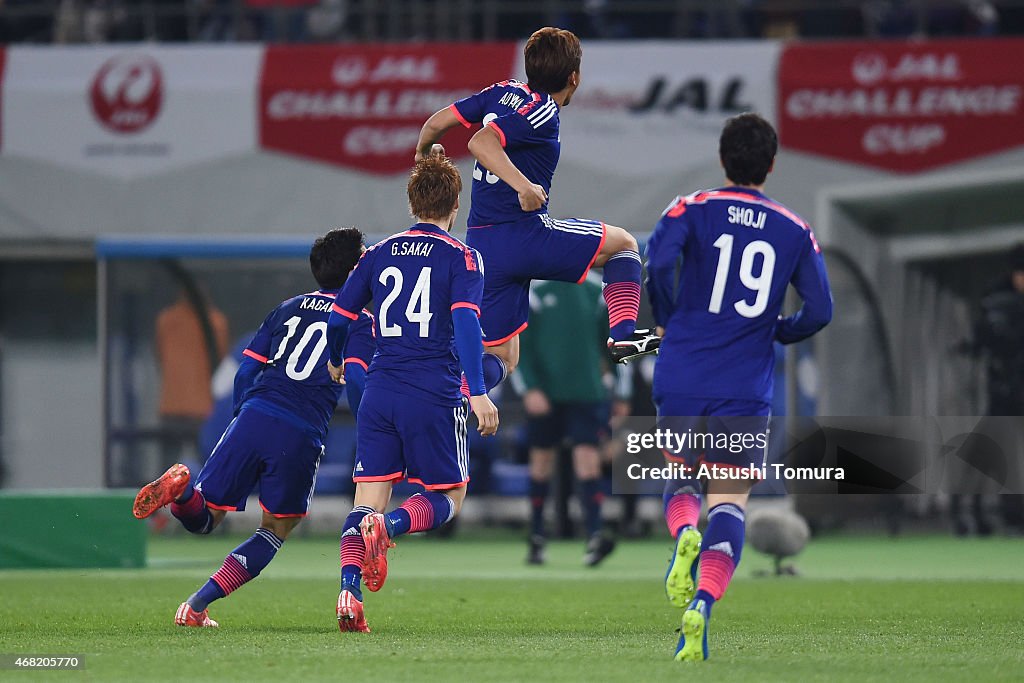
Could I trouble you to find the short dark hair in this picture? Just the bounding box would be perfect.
[719,113,778,186]
[408,154,462,221]
[524,27,582,94]
[310,227,364,290]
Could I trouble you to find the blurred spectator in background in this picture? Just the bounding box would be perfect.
[960,244,1024,534]
[245,0,314,41]
[155,288,229,472]
[516,277,621,567]
[196,0,236,40]
[0,0,55,42]
[862,0,918,36]
[306,0,348,41]
[863,0,998,37]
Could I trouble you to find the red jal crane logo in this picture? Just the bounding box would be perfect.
[90,54,163,134]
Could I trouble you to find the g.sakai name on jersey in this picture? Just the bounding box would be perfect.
[391,241,434,257]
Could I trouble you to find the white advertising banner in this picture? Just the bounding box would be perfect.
[513,41,782,175]
[1,46,261,179]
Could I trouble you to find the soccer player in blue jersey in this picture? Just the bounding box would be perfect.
[132,228,372,628]
[414,27,659,394]
[646,113,832,661]
[326,154,498,633]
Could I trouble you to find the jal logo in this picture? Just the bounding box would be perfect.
[331,56,368,86]
[90,54,163,134]
[630,76,750,115]
[851,51,961,85]
[331,54,439,86]
[851,53,888,85]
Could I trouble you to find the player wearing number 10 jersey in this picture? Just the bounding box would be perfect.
[646,114,832,662]
[131,228,370,628]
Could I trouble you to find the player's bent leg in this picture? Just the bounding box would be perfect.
[361,486,464,593]
[177,521,289,627]
[483,335,519,376]
[176,507,294,626]
[134,463,225,535]
[594,224,660,360]
[593,224,639,266]
[594,226,642,341]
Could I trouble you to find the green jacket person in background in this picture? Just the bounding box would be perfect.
[515,276,626,567]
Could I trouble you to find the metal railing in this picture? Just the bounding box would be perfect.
[0,0,1019,44]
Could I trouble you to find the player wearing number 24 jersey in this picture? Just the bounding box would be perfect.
[327,155,498,634]
[647,114,832,663]
[131,228,368,629]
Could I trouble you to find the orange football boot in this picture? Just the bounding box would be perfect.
[360,513,395,592]
[175,602,218,628]
[133,463,191,519]
[337,590,370,633]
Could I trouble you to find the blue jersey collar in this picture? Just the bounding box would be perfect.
[410,221,451,234]
[717,185,765,198]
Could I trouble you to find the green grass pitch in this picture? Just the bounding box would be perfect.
[2,531,1022,682]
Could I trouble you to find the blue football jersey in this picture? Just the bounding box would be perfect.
[333,222,485,406]
[646,186,832,403]
[450,80,560,227]
[241,289,350,436]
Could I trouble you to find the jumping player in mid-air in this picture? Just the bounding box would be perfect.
[414,26,659,395]
[132,228,372,628]
[326,154,498,633]
[646,113,832,661]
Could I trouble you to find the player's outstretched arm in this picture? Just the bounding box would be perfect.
[468,126,547,212]
[326,309,354,384]
[452,306,499,436]
[415,107,463,161]
[776,235,833,344]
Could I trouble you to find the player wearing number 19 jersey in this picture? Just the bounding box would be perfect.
[646,114,832,662]
[131,228,370,629]
[327,155,498,633]
[415,27,658,396]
